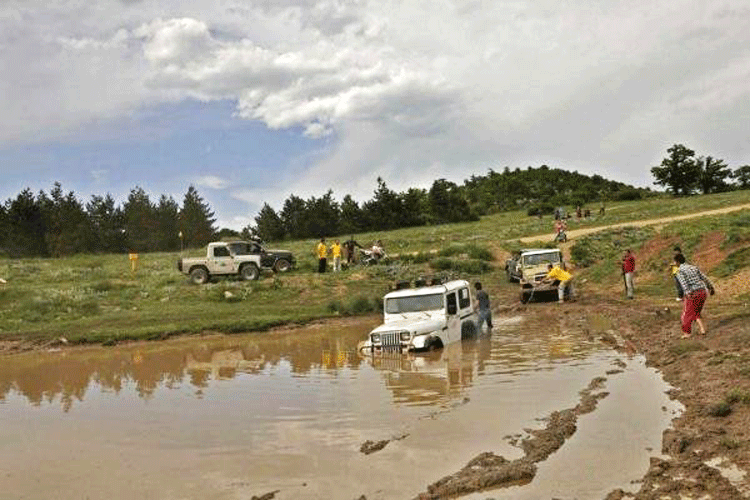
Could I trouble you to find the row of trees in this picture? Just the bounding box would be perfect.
[651,144,750,195]
[248,167,647,241]
[249,178,475,241]
[0,184,216,257]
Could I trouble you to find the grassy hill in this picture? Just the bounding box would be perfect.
[1,190,749,346]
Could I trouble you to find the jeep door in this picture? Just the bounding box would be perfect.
[208,245,237,275]
[444,292,461,344]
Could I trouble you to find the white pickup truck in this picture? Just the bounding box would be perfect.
[177,241,263,284]
[360,279,478,353]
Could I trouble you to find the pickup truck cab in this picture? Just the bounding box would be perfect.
[360,279,478,353]
[505,248,565,302]
[177,241,263,284]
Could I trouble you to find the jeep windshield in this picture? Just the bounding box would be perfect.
[386,293,444,314]
[523,252,561,266]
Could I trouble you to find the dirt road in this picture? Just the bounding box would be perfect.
[520,203,750,244]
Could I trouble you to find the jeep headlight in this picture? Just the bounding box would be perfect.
[371,333,381,343]
[399,331,411,341]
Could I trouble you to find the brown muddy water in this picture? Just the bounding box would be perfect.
[0,315,681,500]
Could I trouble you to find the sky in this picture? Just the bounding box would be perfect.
[1,0,749,230]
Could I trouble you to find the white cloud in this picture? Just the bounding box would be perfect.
[2,0,750,225]
[195,175,230,190]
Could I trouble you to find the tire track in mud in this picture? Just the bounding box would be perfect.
[411,376,611,500]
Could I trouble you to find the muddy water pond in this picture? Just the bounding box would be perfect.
[0,315,680,500]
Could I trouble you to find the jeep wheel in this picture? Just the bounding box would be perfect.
[426,337,443,351]
[240,263,260,281]
[520,291,531,304]
[274,259,291,273]
[190,267,209,285]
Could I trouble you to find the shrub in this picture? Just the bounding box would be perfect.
[725,388,750,405]
[466,245,494,261]
[327,300,344,314]
[570,241,596,267]
[429,258,492,274]
[350,296,376,314]
[438,246,464,258]
[707,401,732,417]
[612,188,642,201]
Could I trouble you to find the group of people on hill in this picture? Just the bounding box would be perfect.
[315,237,385,273]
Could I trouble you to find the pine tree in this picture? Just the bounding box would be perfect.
[252,203,285,242]
[178,185,216,248]
[41,182,91,257]
[154,195,180,251]
[87,194,125,253]
[122,186,156,252]
[5,189,47,257]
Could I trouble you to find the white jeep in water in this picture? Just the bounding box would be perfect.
[360,279,478,352]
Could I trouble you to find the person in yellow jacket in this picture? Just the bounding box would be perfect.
[543,263,574,303]
[331,240,342,272]
[316,238,328,273]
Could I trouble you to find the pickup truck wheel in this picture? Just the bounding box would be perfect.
[274,259,291,273]
[190,267,209,285]
[240,263,260,281]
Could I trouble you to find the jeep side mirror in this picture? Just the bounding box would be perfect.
[447,303,457,315]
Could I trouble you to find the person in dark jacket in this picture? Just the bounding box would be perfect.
[474,282,492,333]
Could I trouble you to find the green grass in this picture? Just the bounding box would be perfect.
[1,190,750,345]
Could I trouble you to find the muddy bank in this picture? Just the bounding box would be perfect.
[599,296,750,499]
[413,376,611,499]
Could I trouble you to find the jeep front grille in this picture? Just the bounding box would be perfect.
[379,331,401,347]
[534,273,546,282]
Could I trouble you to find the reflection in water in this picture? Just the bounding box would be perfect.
[0,322,372,411]
[0,315,599,411]
[0,315,678,500]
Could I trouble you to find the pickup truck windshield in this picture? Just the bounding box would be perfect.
[523,252,561,266]
[386,293,444,314]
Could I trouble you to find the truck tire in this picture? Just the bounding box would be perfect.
[190,267,209,285]
[520,291,531,304]
[240,263,260,281]
[274,259,291,273]
[426,337,443,351]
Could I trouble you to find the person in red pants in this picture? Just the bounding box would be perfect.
[673,253,715,338]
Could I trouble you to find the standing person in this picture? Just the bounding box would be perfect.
[621,249,636,299]
[474,282,493,333]
[674,253,715,338]
[543,263,574,303]
[331,239,342,272]
[316,238,328,273]
[344,236,362,265]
